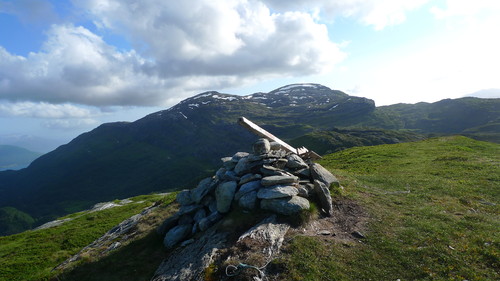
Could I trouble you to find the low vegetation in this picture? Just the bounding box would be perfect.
[1,136,498,281]
[278,136,499,280]
[0,193,176,281]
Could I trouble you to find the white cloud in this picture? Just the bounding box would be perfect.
[0,0,346,107]
[0,101,96,118]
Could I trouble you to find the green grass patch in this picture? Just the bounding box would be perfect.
[0,193,176,281]
[279,136,499,280]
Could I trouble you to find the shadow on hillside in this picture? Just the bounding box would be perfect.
[53,231,166,281]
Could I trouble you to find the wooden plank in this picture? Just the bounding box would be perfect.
[238,117,297,154]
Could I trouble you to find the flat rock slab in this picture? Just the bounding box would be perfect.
[260,196,310,215]
[152,227,229,281]
[257,185,298,199]
[261,175,299,186]
[236,215,290,258]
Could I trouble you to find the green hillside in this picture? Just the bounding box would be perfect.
[280,136,499,280]
[0,84,498,236]
[1,136,497,281]
[0,193,176,281]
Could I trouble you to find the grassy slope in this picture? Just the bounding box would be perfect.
[1,136,498,281]
[0,193,176,281]
[280,136,499,280]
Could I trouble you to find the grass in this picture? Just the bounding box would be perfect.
[0,193,176,281]
[1,136,498,281]
[278,136,499,280]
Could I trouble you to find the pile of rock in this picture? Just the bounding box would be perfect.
[158,138,340,249]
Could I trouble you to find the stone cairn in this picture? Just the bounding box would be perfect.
[158,138,340,249]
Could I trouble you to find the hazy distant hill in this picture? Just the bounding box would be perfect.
[0,135,63,153]
[0,145,42,171]
[0,83,498,235]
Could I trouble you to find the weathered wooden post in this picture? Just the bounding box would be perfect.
[238,116,321,160]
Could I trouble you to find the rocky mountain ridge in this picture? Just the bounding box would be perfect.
[0,83,498,236]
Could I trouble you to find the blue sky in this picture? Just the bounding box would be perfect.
[1,0,499,152]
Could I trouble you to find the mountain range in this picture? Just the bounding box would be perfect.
[0,83,498,235]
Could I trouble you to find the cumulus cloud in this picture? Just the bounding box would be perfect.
[0,0,346,108]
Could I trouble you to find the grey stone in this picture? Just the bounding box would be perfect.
[286,154,309,169]
[262,158,287,168]
[273,158,288,169]
[198,211,223,231]
[260,165,294,177]
[201,195,215,207]
[221,156,232,163]
[191,222,199,235]
[235,180,261,200]
[180,239,195,247]
[190,177,216,204]
[152,225,229,281]
[260,196,310,215]
[234,157,250,175]
[261,175,299,186]
[156,215,180,236]
[253,138,271,155]
[215,168,226,180]
[310,163,340,188]
[237,215,289,258]
[178,214,194,225]
[223,170,240,181]
[178,204,203,216]
[234,156,263,176]
[163,224,192,249]
[215,181,237,213]
[351,231,365,239]
[232,152,249,163]
[176,190,193,205]
[247,154,263,162]
[313,180,333,216]
[318,230,331,236]
[257,185,298,199]
[293,168,311,179]
[269,141,281,150]
[297,185,309,198]
[207,199,218,213]
[239,173,262,185]
[193,208,207,223]
[238,191,258,210]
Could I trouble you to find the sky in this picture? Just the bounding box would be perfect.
[1,0,499,152]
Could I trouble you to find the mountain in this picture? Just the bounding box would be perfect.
[369,97,500,138]
[0,145,42,171]
[0,83,498,235]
